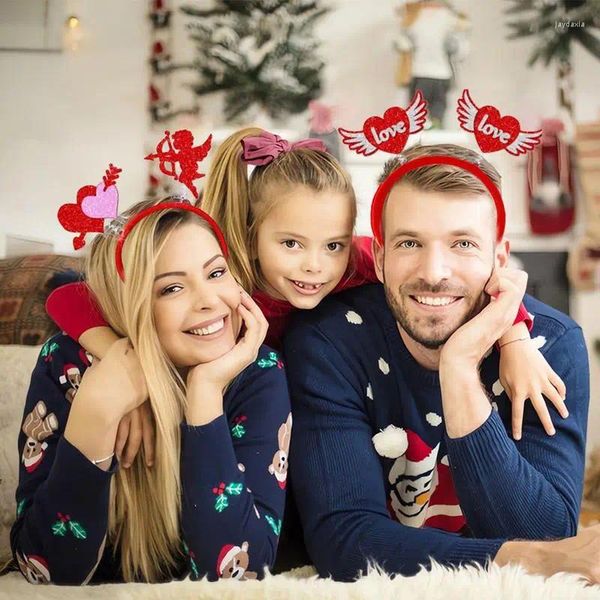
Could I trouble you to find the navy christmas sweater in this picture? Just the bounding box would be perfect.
[11,333,291,584]
[283,284,589,581]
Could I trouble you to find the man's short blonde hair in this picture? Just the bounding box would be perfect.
[377,144,502,240]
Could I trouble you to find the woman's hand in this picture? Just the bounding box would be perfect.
[185,290,268,422]
[499,339,568,440]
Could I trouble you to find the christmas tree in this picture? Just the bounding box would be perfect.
[505,0,600,122]
[180,0,329,121]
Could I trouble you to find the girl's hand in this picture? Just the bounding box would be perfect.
[499,339,568,440]
[115,401,155,468]
[187,290,268,398]
[76,338,149,422]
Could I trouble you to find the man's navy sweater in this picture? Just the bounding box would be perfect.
[283,284,589,581]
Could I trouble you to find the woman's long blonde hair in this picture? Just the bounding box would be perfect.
[85,199,214,582]
[201,127,356,293]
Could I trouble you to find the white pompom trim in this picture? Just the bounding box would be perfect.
[372,425,408,458]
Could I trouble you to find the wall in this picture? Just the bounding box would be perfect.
[0,0,147,256]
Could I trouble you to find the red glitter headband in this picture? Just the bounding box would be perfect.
[370,155,506,246]
[115,201,229,281]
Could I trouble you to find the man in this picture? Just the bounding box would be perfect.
[283,143,597,582]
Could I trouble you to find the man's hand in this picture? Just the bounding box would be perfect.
[440,267,528,370]
[496,525,600,585]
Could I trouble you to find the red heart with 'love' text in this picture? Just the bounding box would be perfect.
[364,107,410,154]
[474,106,520,153]
[58,185,105,249]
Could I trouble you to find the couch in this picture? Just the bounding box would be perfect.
[0,254,597,598]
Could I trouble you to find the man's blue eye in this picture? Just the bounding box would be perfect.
[456,240,475,249]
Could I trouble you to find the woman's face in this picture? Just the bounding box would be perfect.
[152,222,241,368]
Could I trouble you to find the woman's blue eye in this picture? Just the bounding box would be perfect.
[283,240,299,249]
[161,284,182,296]
[209,268,227,279]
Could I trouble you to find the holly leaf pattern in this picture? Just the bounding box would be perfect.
[231,423,246,439]
[16,499,26,518]
[257,357,276,368]
[41,341,59,358]
[226,482,243,496]
[265,514,282,536]
[69,520,87,540]
[52,520,67,536]
[215,495,229,512]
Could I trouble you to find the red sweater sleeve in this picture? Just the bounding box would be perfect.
[45,282,108,343]
[514,302,533,331]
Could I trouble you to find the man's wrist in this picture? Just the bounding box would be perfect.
[494,540,546,574]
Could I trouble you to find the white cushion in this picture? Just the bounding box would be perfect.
[0,345,41,561]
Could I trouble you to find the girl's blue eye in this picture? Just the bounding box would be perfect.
[327,242,344,252]
[283,240,299,249]
[161,284,182,296]
[209,268,227,279]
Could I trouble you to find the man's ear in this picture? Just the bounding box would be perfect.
[495,238,510,268]
[372,238,385,284]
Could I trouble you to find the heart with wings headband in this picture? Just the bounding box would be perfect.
[338,88,541,157]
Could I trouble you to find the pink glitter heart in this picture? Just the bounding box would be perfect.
[81,182,119,219]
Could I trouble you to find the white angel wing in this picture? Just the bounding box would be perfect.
[406,90,427,133]
[456,88,478,132]
[337,128,377,156]
[506,130,542,156]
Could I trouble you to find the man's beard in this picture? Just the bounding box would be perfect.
[384,279,488,350]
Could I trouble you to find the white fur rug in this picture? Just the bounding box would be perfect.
[0,563,599,599]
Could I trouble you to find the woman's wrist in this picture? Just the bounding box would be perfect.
[185,383,224,426]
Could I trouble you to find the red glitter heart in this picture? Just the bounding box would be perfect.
[364,107,410,154]
[57,185,105,250]
[473,107,520,153]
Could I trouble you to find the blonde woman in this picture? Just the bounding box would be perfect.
[11,198,291,584]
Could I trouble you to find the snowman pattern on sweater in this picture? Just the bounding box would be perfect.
[347,308,465,533]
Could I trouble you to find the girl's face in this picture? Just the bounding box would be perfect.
[152,222,241,368]
[256,185,354,309]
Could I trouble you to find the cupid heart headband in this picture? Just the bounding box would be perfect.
[339,88,542,157]
[370,155,506,246]
[57,128,230,280]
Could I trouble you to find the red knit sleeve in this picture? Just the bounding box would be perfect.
[513,302,533,331]
[45,282,108,342]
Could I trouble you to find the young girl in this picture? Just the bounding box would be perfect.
[12,198,291,584]
[46,130,566,441]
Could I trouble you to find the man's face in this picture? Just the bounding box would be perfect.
[374,183,507,350]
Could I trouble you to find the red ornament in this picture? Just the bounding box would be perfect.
[457,89,542,156]
[338,91,427,156]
